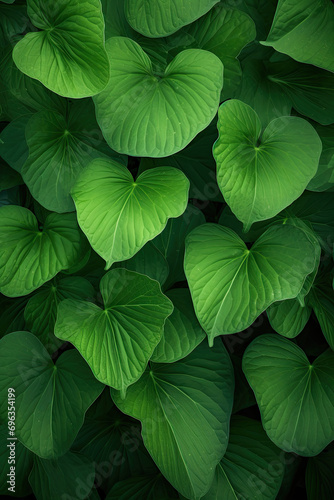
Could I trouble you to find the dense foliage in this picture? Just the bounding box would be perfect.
[0,0,334,499]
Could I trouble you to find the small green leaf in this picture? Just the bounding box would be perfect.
[267,299,312,339]
[112,340,234,500]
[0,206,88,297]
[24,276,95,353]
[0,331,103,458]
[184,223,318,344]
[93,37,223,157]
[263,0,334,73]
[213,99,322,231]
[12,0,110,98]
[243,335,334,456]
[125,0,219,37]
[72,158,189,268]
[55,269,173,395]
[202,416,284,500]
[151,288,205,363]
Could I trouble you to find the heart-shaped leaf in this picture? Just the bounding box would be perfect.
[55,269,173,395]
[22,100,125,213]
[72,158,189,268]
[243,334,334,456]
[202,416,284,500]
[0,331,103,458]
[184,223,318,344]
[213,99,322,231]
[24,276,95,352]
[93,37,223,157]
[267,298,312,338]
[262,0,334,73]
[125,0,219,37]
[0,206,88,297]
[12,0,110,98]
[151,288,205,363]
[112,340,234,500]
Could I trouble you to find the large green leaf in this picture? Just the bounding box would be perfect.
[24,276,95,352]
[0,425,33,497]
[73,389,155,493]
[151,289,205,363]
[202,416,284,500]
[72,158,189,268]
[124,0,219,37]
[0,331,103,458]
[243,335,334,456]
[55,269,173,395]
[29,451,95,500]
[12,0,110,98]
[22,100,125,213]
[184,224,318,344]
[306,447,334,500]
[262,0,334,73]
[93,37,223,157]
[152,204,205,290]
[112,340,234,500]
[213,99,322,230]
[0,206,88,297]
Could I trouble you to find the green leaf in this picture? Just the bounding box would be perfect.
[0,331,103,458]
[202,416,284,500]
[178,5,256,96]
[73,389,155,493]
[262,0,334,73]
[101,0,136,39]
[0,206,88,297]
[0,294,28,337]
[24,276,95,353]
[112,340,234,500]
[55,269,173,395]
[0,4,28,47]
[184,224,318,344]
[151,288,205,363]
[152,205,205,290]
[22,100,124,213]
[125,0,219,37]
[243,335,334,456]
[307,124,334,192]
[213,99,322,231]
[306,447,334,500]
[29,451,95,500]
[139,122,221,201]
[93,37,223,157]
[267,299,312,339]
[72,158,189,268]
[106,474,179,500]
[12,0,110,98]
[0,425,33,497]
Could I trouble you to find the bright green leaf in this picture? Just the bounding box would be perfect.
[243,334,334,456]
[55,269,173,395]
[72,158,189,268]
[184,224,318,344]
[93,37,223,157]
[12,0,110,98]
[0,206,88,297]
[213,99,322,231]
